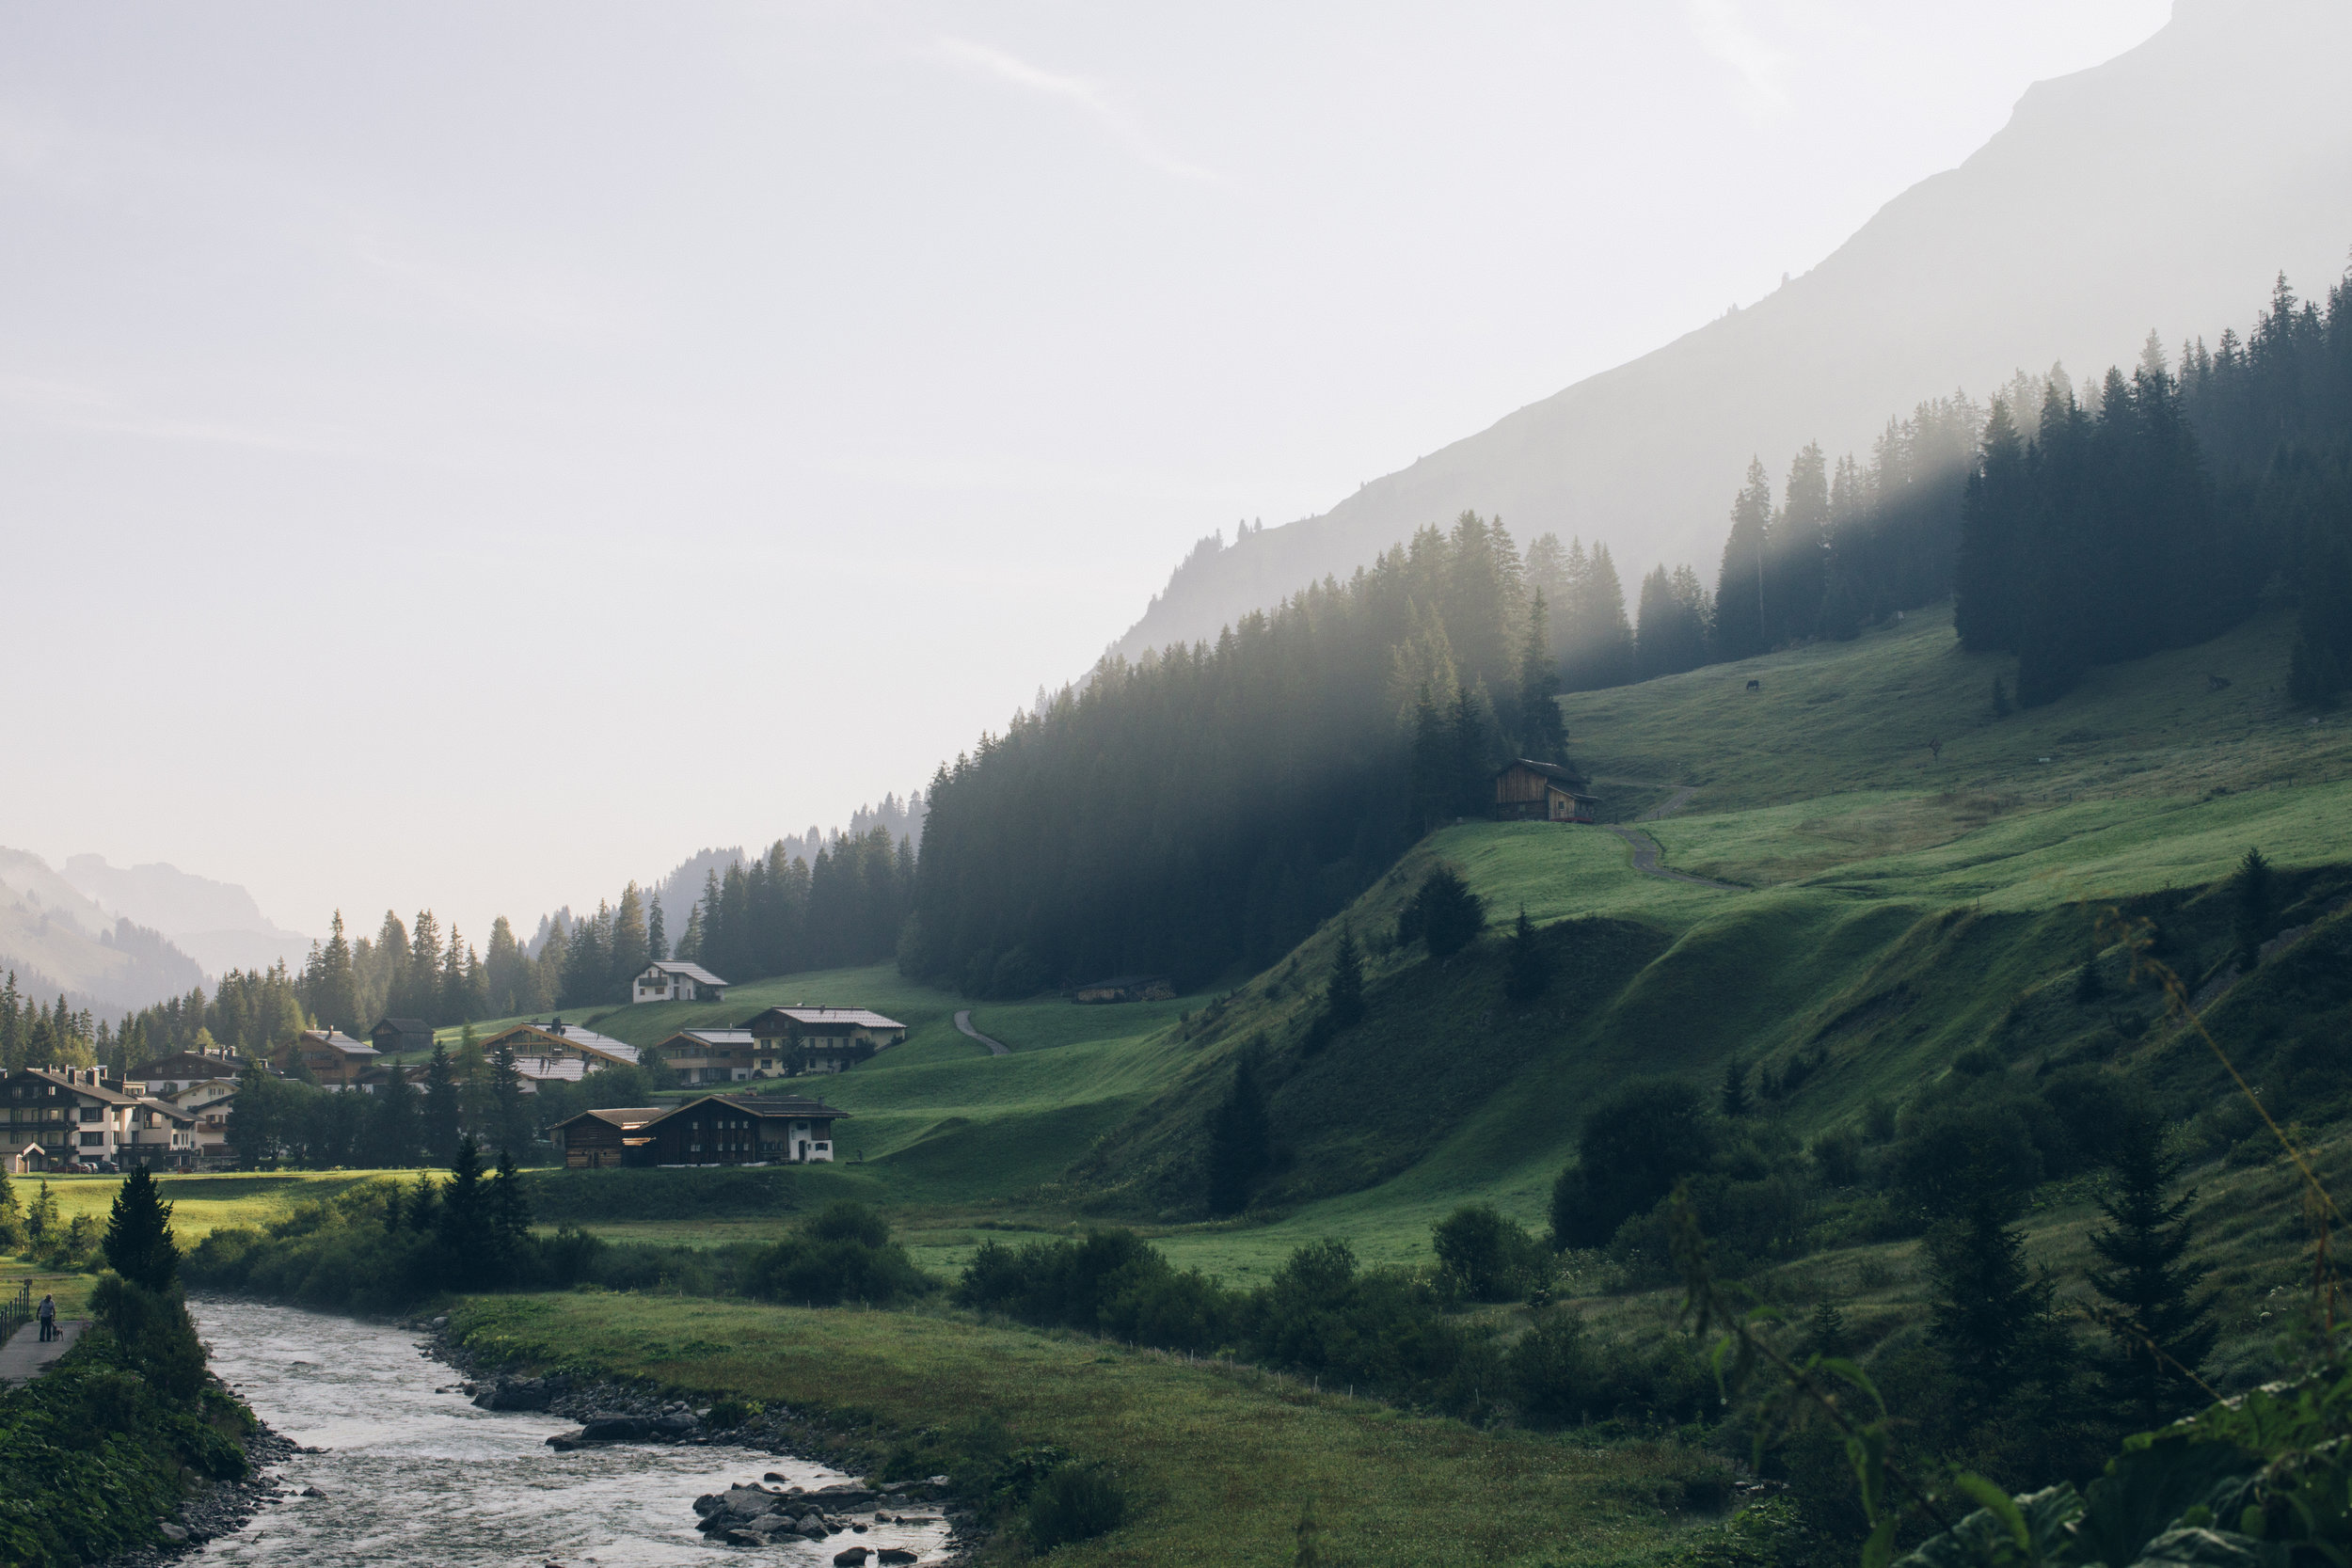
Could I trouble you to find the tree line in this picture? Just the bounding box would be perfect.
[904,512,1570,994]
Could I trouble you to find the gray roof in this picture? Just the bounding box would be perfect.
[646,960,729,987]
[658,1029,756,1051]
[742,1006,906,1033]
[485,1022,641,1067]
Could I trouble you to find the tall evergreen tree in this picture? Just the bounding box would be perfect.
[2087,1111,2217,1427]
[1326,926,1364,1030]
[102,1166,180,1293]
[646,894,668,964]
[489,1040,530,1156]
[1712,459,1775,659]
[1502,907,1549,1002]
[421,1042,462,1164]
[2233,846,2274,968]
[609,882,651,997]
[1925,1198,2057,1412]
[1772,442,1830,642]
[1204,1050,1273,1217]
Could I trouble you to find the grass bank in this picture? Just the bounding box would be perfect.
[453,1291,1718,1568]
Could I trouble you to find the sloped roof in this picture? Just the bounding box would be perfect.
[688,1092,850,1121]
[645,960,729,986]
[297,1029,378,1057]
[127,1052,245,1079]
[656,1029,756,1052]
[554,1104,671,1132]
[740,1006,906,1033]
[1074,974,1169,990]
[481,1022,640,1067]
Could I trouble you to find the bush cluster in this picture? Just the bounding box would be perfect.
[955,1225,1708,1426]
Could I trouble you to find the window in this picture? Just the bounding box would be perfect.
[79,1106,102,1123]
[80,1132,103,1148]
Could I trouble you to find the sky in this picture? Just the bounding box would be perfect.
[0,0,2171,949]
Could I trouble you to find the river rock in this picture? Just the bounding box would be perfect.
[876,1551,918,1565]
[834,1550,872,1566]
[156,1521,190,1544]
[473,1376,560,1412]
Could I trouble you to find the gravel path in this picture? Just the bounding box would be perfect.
[952,1011,1009,1056]
[1601,782,1741,890]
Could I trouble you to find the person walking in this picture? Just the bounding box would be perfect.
[36,1293,55,1342]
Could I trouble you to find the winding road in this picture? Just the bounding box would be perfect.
[953,1010,1010,1055]
[1599,782,1743,891]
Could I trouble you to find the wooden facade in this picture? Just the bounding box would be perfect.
[551,1093,850,1168]
[1492,760,1599,824]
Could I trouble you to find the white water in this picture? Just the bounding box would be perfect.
[187,1298,953,1566]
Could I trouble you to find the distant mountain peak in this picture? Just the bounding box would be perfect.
[1111,0,2352,662]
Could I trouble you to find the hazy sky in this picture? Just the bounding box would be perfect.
[2,1,2169,950]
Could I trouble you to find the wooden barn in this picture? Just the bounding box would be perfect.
[1493,759,1599,824]
[550,1092,851,1168]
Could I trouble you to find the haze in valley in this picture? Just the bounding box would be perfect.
[7,0,2257,956]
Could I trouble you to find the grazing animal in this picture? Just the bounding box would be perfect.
[1929,738,1944,760]
[2208,673,2233,691]
[1745,678,1761,691]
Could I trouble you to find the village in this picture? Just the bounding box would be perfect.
[1,958,915,1176]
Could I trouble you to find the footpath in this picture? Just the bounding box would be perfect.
[952,1010,1010,1056]
[0,1318,87,1384]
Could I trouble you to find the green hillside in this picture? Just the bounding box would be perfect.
[513,601,2351,1312]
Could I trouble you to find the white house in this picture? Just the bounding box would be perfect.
[0,1068,199,1171]
[631,960,730,1004]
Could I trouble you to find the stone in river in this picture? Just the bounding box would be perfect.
[877,1551,920,1565]
[156,1522,189,1544]
[834,1550,872,1567]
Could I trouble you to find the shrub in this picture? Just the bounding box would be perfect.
[1889,1102,2044,1221]
[1025,1462,1129,1552]
[1431,1203,1549,1302]
[1397,866,1486,958]
[1551,1079,1718,1249]
[746,1203,935,1307]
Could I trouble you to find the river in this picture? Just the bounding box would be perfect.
[186,1298,955,1566]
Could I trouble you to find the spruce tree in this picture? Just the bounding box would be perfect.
[0,1166,21,1253]
[1502,907,1549,1002]
[1719,1055,1749,1118]
[1204,1051,1273,1217]
[1326,927,1364,1030]
[1711,459,1775,660]
[489,1147,532,1282]
[647,894,668,964]
[434,1135,493,1288]
[421,1042,462,1164]
[2087,1111,2217,1427]
[490,1041,531,1156]
[102,1166,180,1293]
[1926,1197,2057,1411]
[2234,846,2274,968]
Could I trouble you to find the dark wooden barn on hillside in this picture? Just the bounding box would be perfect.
[1493,759,1599,823]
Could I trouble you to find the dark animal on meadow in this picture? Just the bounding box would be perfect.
[2208,673,2233,691]
[1929,738,1944,760]
[1745,678,1761,691]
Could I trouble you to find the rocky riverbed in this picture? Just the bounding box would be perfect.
[155,1298,966,1566]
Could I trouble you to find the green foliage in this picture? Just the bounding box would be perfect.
[1430,1203,1549,1303]
[101,1168,179,1293]
[745,1201,936,1307]
[1397,865,1486,958]
[1025,1460,1129,1552]
[2233,847,2273,969]
[1502,907,1550,1002]
[1551,1078,1718,1250]
[2085,1111,2217,1428]
[0,1320,248,1568]
[1205,1048,1273,1217]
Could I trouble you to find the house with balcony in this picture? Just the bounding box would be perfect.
[550,1091,850,1167]
[631,960,730,1004]
[739,1007,908,1075]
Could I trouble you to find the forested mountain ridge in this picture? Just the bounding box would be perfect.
[1112,0,2352,662]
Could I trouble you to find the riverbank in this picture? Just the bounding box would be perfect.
[451,1291,1727,1568]
[95,1422,296,1568]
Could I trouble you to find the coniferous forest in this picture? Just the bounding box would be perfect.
[905,513,1570,995]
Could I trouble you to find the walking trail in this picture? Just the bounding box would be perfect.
[1600,782,1743,891]
[953,1010,1009,1056]
[0,1319,87,1385]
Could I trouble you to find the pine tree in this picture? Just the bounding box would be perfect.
[26,1180,57,1245]
[1719,1055,1749,1118]
[403,911,444,1025]
[2074,941,2105,1003]
[368,1060,420,1168]
[1711,459,1775,660]
[2234,846,2274,968]
[489,1147,532,1282]
[2087,1111,2217,1427]
[1204,1051,1273,1217]
[1326,926,1364,1030]
[313,911,360,1035]
[647,894,668,964]
[490,1040,530,1156]
[609,882,651,998]
[1926,1198,2057,1410]
[1515,594,1566,761]
[0,1165,22,1252]
[1502,907,1549,1002]
[1773,442,1829,641]
[421,1042,461,1164]
[102,1166,179,1292]
[433,1135,493,1288]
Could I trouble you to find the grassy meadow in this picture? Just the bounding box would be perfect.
[452,1290,1719,1568]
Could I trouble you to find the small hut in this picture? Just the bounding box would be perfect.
[1492,759,1599,824]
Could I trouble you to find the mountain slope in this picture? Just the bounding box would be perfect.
[60,853,311,977]
[0,847,206,1010]
[1114,0,2352,659]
